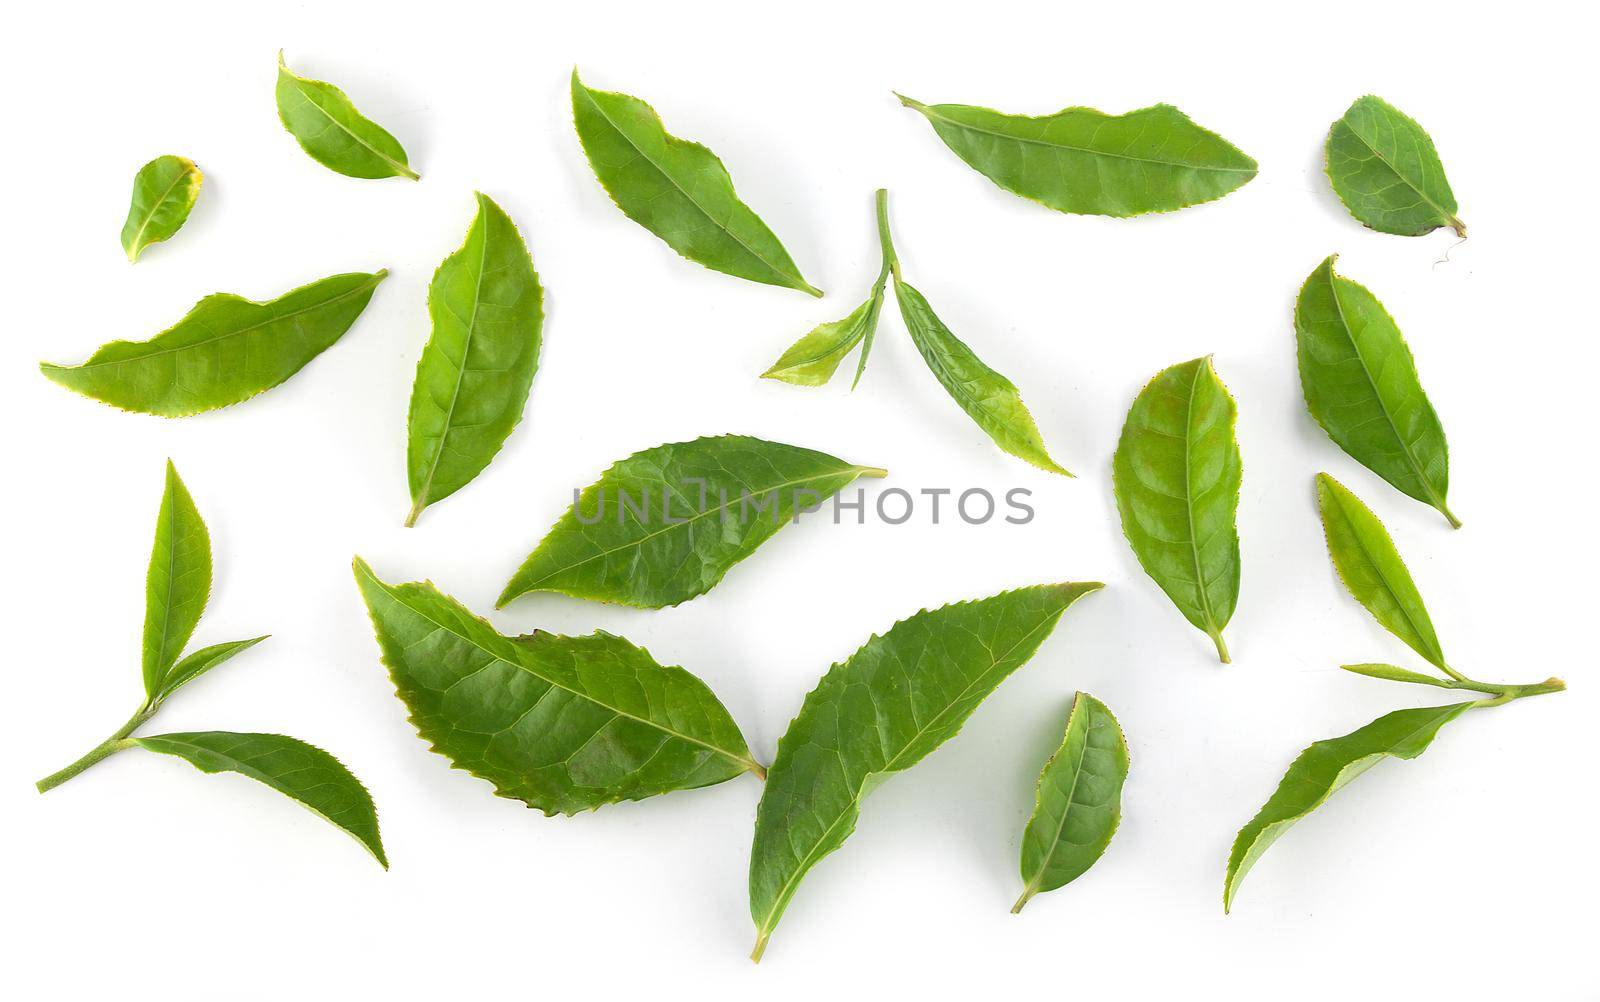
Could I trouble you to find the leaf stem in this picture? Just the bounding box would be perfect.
[874,189,900,284]
[1439,503,1463,530]
[750,931,770,964]
[1363,667,1567,705]
[1011,886,1038,914]
[1210,630,1231,664]
[36,704,154,793]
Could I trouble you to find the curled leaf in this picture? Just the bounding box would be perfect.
[762,293,882,387]
[121,156,201,262]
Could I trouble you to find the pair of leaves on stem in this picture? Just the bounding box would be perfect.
[277,52,418,180]
[41,269,387,416]
[1223,473,1564,910]
[35,463,386,868]
[766,191,1070,477]
[405,193,544,525]
[496,434,885,610]
[121,156,202,262]
[1113,357,1242,661]
[1295,255,1458,527]
[571,72,819,297]
[1326,96,1463,238]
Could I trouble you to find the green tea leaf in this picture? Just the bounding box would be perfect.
[155,636,270,704]
[1113,356,1241,662]
[354,559,760,815]
[895,279,1068,476]
[120,155,201,262]
[497,435,886,610]
[1014,692,1128,913]
[1325,96,1462,237]
[898,95,1256,217]
[1295,256,1457,526]
[1341,663,1452,688]
[132,731,387,867]
[1223,702,1473,912]
[748,582,1103,960]
[142,461,212,698]
[406,193,544,526]
[571,71,820,296]
[41,270,387,417]
[276,51,417,180]
[762,293,882,387]
[1316,473,1447,671]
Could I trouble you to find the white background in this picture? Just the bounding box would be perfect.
[3,2,1595,998]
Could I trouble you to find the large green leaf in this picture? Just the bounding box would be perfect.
[1113,356,1241,662]
[748,582,1102,960]
[497,435,885,610]
[141,461,212,699]
[1013,692,1128,913]
[895,279,1068,476]
[1223,702,1473,912]
[1295,256,1456,526]
[276,51,417,180]
[1325,96,1462,237]
[406,193,544,526]
[355,559,760,815]
[41,270,387,417]
[1315,473,1447,671]
[132,730,387,867]
[899,95,1256,217]
[120,155,201,262]
[571,71,819,296]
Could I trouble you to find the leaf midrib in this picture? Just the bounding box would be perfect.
[918,104,1256,173]
[1022,696,1092,897]
[1181,362,1223,636]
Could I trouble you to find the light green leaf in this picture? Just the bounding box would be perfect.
[497,435,886,610]
[1224,702,1473,912]
[895,279,1068,476]
[132,730,387,867]
[142,461,212,698]
[1014,692,1128,913]
[899,95,1256,217]
[1316,473,1447,671]
[762,293,882,387]
[1296,256,1456,527]
[120,155,201,262]
[155,636,270,705]
[406,193,544,526]
[748,582,1103,961]
[571,71,820,296]
[276,51,417,180]
[354,559,760,815]
[41,270,387,417]
[1326,96,1462,237]
[1340,663,1452,688]
[1113,356,1241,662]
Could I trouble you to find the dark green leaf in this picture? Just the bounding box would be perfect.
[749,582,1103,960]
[132,730,387,867]
[142,461,211,697]
[1014,692,1128,912]
[355,559,760,816]
[155,636,270,705]
[1113,356,1241,661]
[1224,702,1473,912]
[41,270,387,417]
[276,51,417,180]
[571,71,820,296]
[406,193,544,526]
[120,155,201,262]
[899,95,1256,217]
[1316,473,1447,670]
[1325,96,1463,237]
[1296,256,1457,526]
[497,435,886,609]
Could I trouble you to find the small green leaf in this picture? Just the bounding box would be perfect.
[120,156,201,262]
[1325,96,1462,237]
[1014,692,1128,913]
[1316,473,1448,671]
[749,582,1103,961]
[276,51,417,180]
[142,461,212,698]
[571,71,820,296]
[497,435,886,610]
[41,270,387,417]
[1296,256,1457,526]
[1340,663,1451,688]
[354,559,761,815]
[132,730,387,867]
[406,193,544,526]
[899,95,1256,217]
[895,279,1068,476]
[1113,357,1242,662]
[1224,702,1473,912]
[762,293,882,386]
[155,636,270,705]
